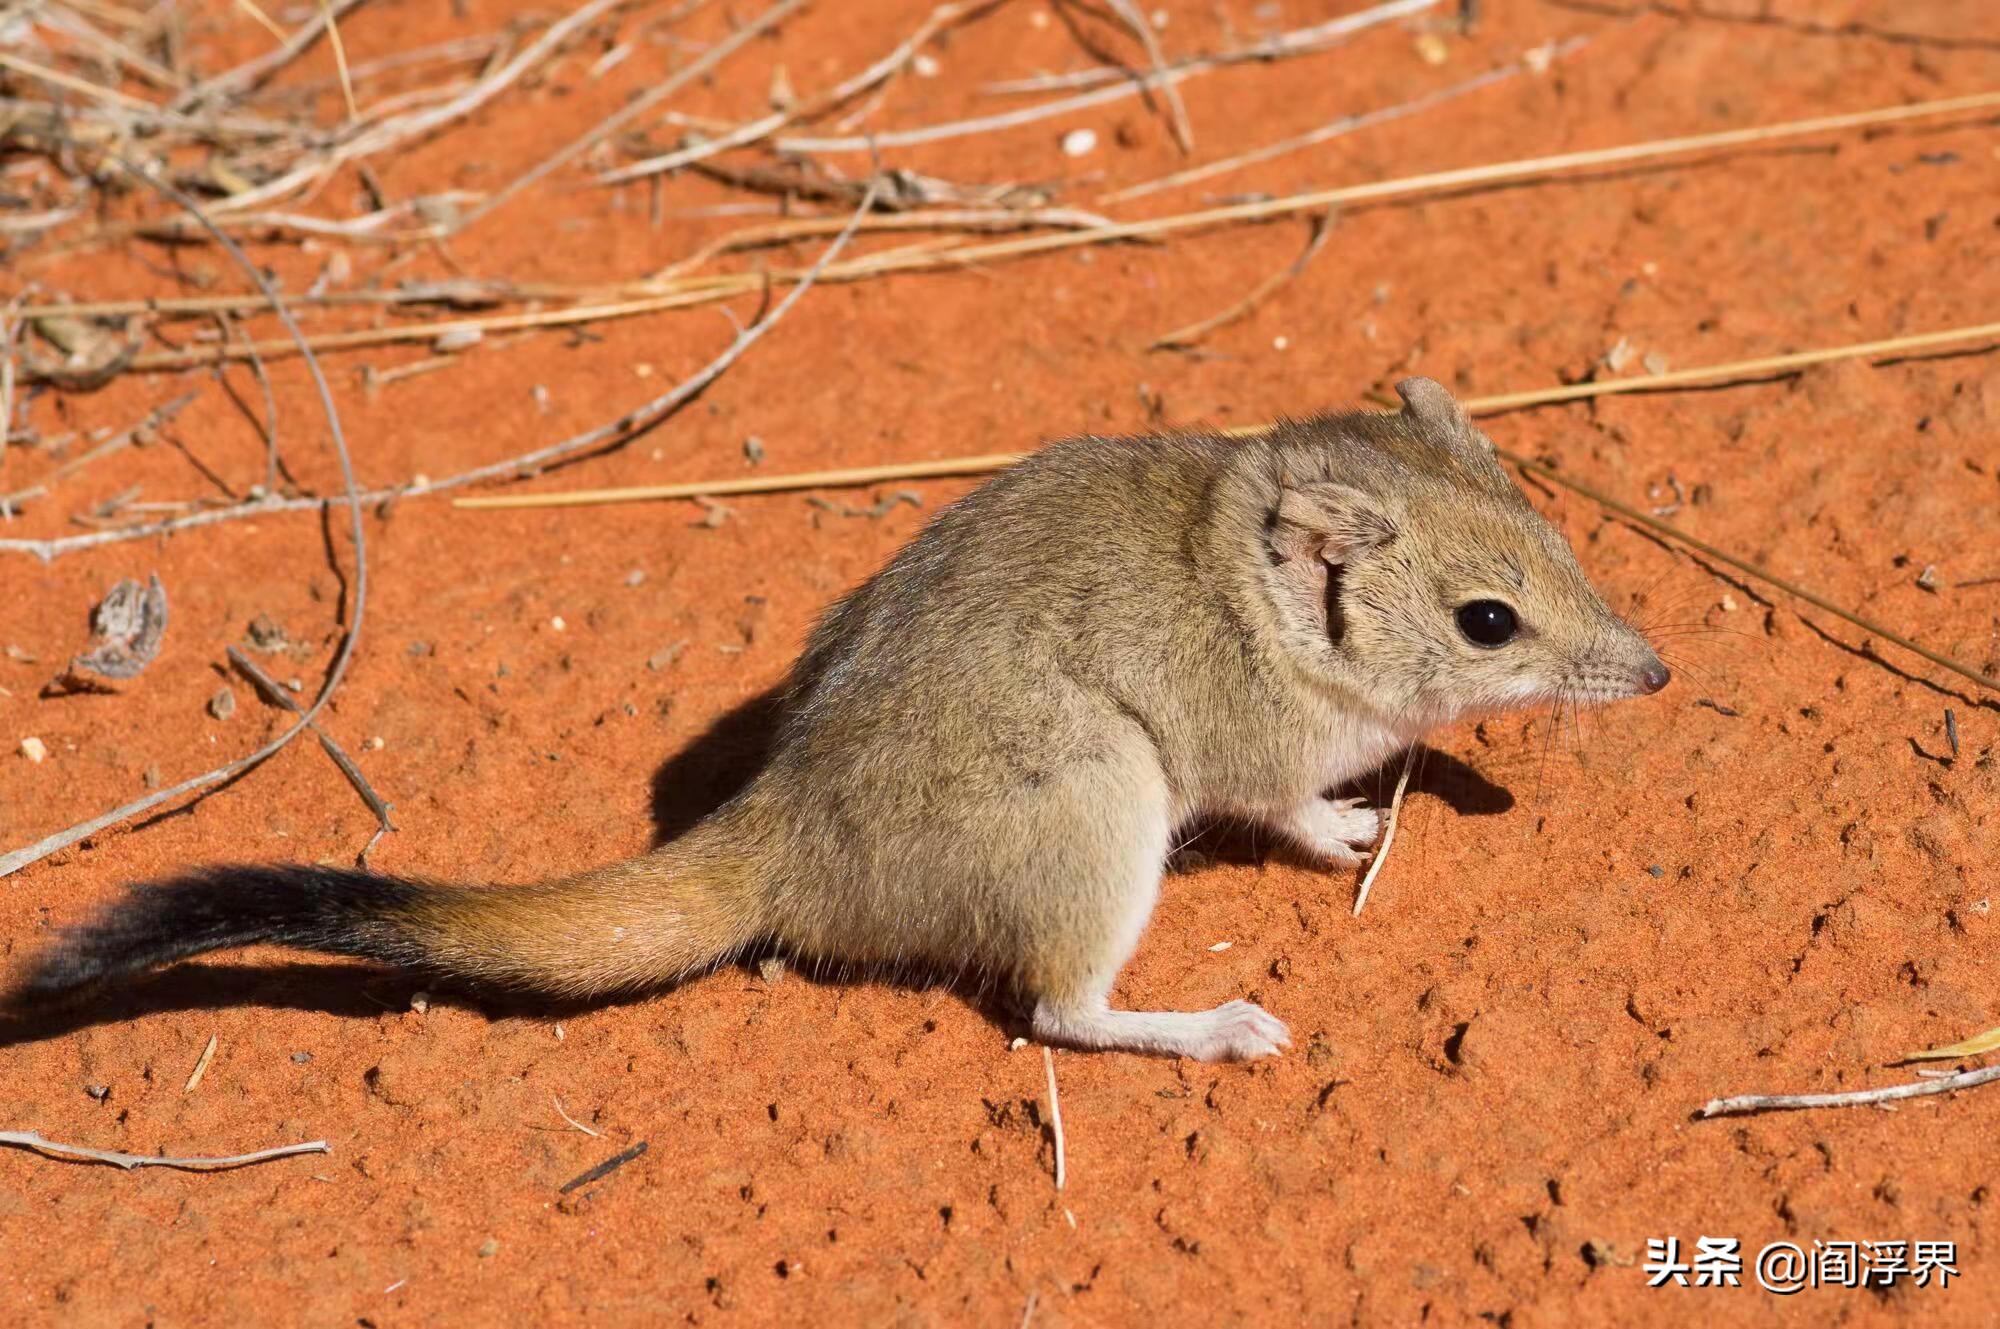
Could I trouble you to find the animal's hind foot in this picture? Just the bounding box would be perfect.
[1032,996,1290,1061]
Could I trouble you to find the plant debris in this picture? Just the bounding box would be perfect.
[69,575,169,680]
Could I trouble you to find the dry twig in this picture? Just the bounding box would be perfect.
[184,1033,220,1093]
[1352,748,1414,916]
[780,0,1435,153]
[227,646,397,864]
[599,0,1003,182]
[1105,39,1581,204]
[0,1129,329,1172]
[1042,1044,1066,1190]
[1100,0,1193,153]
[1150,205,1335,349]
[211,0,626,212]
[551,1094,602,1137]
[174,0,373,109]
[459,0,805,234]
[1698,1065,2000,1118]
[984,0,1440,93]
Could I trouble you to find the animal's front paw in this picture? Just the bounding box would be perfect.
[1194,999,1292,1061]
[1286,796,1380,866]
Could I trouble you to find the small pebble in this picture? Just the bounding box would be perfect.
[292,1051,313,1064]
[366,736,385,750]
[409,991,432,1014]
[1646,865,1665,878]
[758,955,787,985]
[208,687,237,720]
[912,53,940,77]
[1642,351,1670,376]
[1209,941,1232,952]
[1060,128,1098,158]
[625,569,646,587]
[477,1238,500,1259]
[1414,31,1448,64]
[550,616,567,632]
[743,436,766,466]
[1009,1036,1028,1051]
[85,1084,110,1101]
[1720,594,1738,612]
[20,735,48,763]
[1273,335,1289,351]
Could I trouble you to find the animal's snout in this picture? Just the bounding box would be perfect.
[1636,659,1671,695]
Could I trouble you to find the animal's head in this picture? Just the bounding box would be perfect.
[1259,377,1668,726]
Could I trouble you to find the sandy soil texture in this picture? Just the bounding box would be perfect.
[2,0,1997,1323]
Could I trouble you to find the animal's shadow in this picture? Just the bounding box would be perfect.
[1,685,1512,1046]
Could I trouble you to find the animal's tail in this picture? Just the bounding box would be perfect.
[9,832,768,1006]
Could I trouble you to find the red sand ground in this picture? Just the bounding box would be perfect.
[3,1,1998,1323]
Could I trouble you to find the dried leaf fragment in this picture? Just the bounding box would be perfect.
[71,575,169,680]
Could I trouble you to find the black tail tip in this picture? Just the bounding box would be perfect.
[3,946,110,1013]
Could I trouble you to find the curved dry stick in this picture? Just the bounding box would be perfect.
[597,0,1002,184]
[0,154,368,879]
[1351,748,1414,916]
[458,0,805,235]
[1041,1045,1066,1191]
[0,1129,329,1171]
[1104,40,1582,205]
[1100,0,1193,153]
[175,0,375,110]
[982,0,1441,93]
[213,0,626,213]
[1698,1065,2000,1118]
[776,0,1435,153]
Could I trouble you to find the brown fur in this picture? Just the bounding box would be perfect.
[17,380,1667,1060]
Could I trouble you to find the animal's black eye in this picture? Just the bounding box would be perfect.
[1455,600,1519,648]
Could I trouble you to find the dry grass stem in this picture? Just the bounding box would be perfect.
[599,0,1000,184]
[461,0,806,233]
[1352,750,1414,916]
[1105,38,1582,204]
[1150,205,1335,349]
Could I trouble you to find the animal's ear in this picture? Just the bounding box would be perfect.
[1395,376,1496,458]
[1394,376,1469,430]
[1271,481,1396,564]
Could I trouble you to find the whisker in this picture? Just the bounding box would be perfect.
[1657,648,1723,689]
